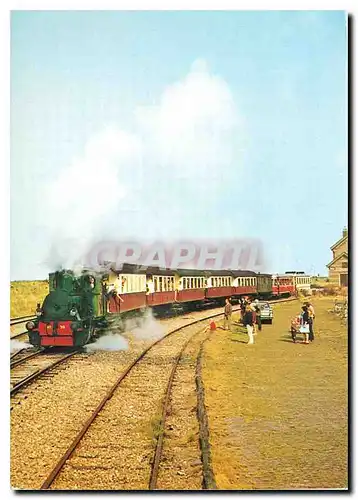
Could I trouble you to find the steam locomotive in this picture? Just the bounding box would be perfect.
[25,265,308,348]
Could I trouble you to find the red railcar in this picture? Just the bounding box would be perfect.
[272,275,295,296]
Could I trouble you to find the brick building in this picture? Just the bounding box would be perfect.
[326,227,348,286]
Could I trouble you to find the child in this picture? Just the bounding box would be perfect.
[290,315,300,343]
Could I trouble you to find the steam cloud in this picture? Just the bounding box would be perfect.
[125,309,165,341]
[85,333,129,352]
[43,60,241,271]
[10,339,31,352]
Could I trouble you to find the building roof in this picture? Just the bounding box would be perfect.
[326,252,348,269]
[330,235,348,251]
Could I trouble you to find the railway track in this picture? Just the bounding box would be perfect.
[148,326,216,490]
[10,315,36,342]
[11,330,29,341]
[11,349,80,400]
[39,297,295,490]
[10,315,36,326]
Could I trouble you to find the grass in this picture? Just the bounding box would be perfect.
[10,280,49,318]
[203,297,348,490]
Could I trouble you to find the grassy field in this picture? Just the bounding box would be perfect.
[10,281,49,318]
[203,297,348,490]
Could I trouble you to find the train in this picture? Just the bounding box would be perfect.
[25,264,311,348]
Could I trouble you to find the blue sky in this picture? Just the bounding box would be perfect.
[11,10,347,280]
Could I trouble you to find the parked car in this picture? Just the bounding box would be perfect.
[257,301,273,324]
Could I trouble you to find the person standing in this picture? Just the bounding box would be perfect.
[240,298,245,322]
[249,301,257,334]
[243,307,255,344]
[306,302,315,341]
[253,299,262,332]
[300,305,310,344]
[224,298,232,330]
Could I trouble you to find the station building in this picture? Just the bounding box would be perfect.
[326,227,348,287]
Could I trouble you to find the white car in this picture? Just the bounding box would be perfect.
[256,302,273,324]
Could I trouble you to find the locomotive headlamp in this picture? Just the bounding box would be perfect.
[26,321,35,331]
[70,307,78,317]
